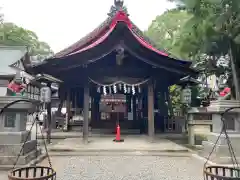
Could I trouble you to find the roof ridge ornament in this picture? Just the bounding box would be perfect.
[114,0,124,9]
[108,0,128,17]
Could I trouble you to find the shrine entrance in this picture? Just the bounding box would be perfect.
[27,1,197,142]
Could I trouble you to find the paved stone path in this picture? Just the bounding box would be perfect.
[49,136,189,152]
[39,156,204,180]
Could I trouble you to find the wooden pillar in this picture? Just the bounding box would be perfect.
[65,89,71,131]
[46,83,52,144]
[95,94,100,121]
[148,82,155,141]
[132,95,137,121]
[90,96,94,124]
[83,85,90,144]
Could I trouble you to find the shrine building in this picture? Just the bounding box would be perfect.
[26,0,197,143]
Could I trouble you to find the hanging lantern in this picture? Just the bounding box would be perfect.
[103,86,107,96]
[181,86,192,104]
[132,85,135,95]
[113,84,117,93]
[40,86,51,103]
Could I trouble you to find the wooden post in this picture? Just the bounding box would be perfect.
[90,97,94,124]
[65,89,71,131]
[83,85,90,144]
[132,95,137,121]
[148,82,155,141]
[46,83,52,144]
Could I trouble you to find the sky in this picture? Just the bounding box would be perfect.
[1,0,176,53]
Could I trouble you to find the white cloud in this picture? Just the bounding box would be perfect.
[1,0,175,52]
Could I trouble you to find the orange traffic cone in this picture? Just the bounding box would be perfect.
[113,125,124,142]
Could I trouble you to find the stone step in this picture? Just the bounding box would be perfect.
[0,149,41,166]
[49,151,191,157]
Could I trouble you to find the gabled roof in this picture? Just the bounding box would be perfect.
[29,1,196,80]
[53,10,169,60]
[50,2,187,65]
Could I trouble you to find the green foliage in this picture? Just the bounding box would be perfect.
[0,12,53,58]
[145,9,192,59]
[168,0,240,99]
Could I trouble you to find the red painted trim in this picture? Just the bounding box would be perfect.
[110,11,132,28]
[66,10,168,57]
[128,27,168,56]
[67,24,117,56]
[111,11,168,57]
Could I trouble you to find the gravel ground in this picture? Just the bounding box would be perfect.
[41,156,204,180]
[1,156,205,180]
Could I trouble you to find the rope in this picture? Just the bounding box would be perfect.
[203,106,240,179]
[88,77,150,87]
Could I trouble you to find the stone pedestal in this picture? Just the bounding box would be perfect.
[0,96,41,168]
[200,100,240,164]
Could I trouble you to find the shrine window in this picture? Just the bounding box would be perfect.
[4,112,16,128]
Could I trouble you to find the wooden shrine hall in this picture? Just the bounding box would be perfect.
[26,0,197,143]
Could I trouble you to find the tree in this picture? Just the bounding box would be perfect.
[144,9,196,112]
[168,0,240,100]
[0,11,53,60]
[145,9,192,59]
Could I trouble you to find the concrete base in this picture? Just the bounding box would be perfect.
[0,139,41,167]
[0,131,30,144]
[200,133,240,164]
[0,149,41,166]
[0,140,37,156]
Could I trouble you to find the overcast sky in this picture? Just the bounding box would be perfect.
[1,0,175,53]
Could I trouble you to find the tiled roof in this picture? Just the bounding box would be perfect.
[0,46,27,75]
[53,6,168,59]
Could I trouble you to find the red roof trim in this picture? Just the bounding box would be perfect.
[60,10,168,58]
[110,11,168,57]
[128,27,168,56]
[67,23,117,56]
[110,11,132,28]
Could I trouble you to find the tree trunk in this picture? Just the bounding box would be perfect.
[229,41,240,100]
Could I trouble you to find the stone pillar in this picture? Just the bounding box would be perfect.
[148,82,155,141]
[83,85,90,144]
[187,113,195,146]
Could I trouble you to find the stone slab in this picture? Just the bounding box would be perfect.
[48,136,189,153]
[0,140,37,156]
